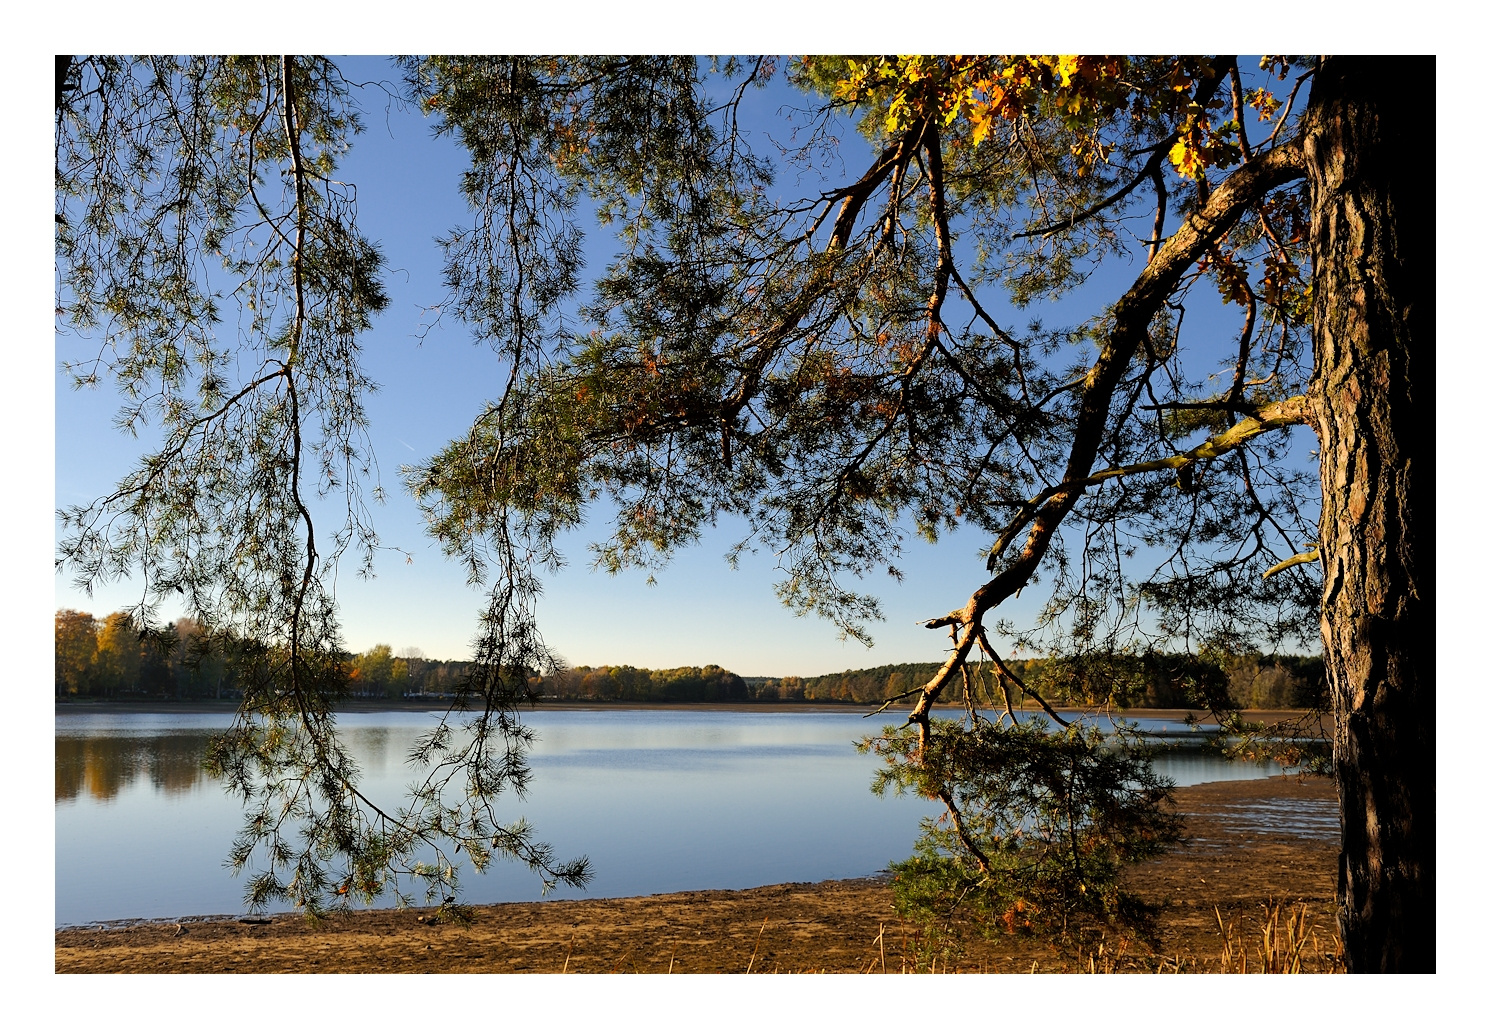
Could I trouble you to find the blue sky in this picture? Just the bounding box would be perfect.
[53,59,1043,672]
[53,56,1321,673]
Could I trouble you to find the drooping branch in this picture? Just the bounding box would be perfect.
[936,785,992,875]
[974,627,1071,728]
[281,57,317,682]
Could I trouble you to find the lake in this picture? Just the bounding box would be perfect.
[55,707,1282,927]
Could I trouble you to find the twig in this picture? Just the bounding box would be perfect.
[974,628,1071,727]
[746,916,769,973]
[745,912,769,972]
[561,924,577,973]
[865,686,923,717]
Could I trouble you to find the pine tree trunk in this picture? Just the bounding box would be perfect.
[1305,55,1434,973]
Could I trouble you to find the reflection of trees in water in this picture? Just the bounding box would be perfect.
[344,727,391,775]
[55,733,215,802]
[55,738,87,801]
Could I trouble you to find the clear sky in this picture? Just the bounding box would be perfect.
[53,56,1295,674]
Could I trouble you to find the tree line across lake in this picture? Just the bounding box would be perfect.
[56,608,1323,711]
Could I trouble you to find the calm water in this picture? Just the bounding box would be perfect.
[55,708,1280,926]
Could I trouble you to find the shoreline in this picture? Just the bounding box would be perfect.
[54,699,1318,722]
[55,774,1342,973]
[54,698,880,715]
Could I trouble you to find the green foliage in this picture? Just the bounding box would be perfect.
[798,663,940,704]
[537,663,748,703]
[57,609,1327,718]
[351,643,395,697]
[1024,650,1232,709]
[1224,652,1324,709]
[768,652,1321,710]
[863,716,1180,951]
[54,610,99,697]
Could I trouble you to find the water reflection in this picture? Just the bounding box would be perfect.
[352,726,391,770]
[55,732,216,802]
[56,709,1290,926]
[53,714,1283,805]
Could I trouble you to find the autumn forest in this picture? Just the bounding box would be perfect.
[56,607,1320,710]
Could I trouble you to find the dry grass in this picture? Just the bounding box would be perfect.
[1213,900,1343,974]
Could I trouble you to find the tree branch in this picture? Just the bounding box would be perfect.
[975,627,1070,727]
[827,119,924,251]
[1012,145,1170,241]
[902,141,1306,723]
[1262,545,1320,579]
[985,393,1312,571]
[1013,59,1232,241]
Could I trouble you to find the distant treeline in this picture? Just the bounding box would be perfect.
[535,664,747,703]
[56,609,236,700]
[53,610,477,702]
[466,652,1322,710]
[56,609,1323,710]
[765,652,1324,710]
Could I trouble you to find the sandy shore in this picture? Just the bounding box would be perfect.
[55,774,1341,974]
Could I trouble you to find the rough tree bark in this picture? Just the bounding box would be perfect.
[1305,55,1434,973]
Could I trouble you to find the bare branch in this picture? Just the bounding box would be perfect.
[1262,545,1320,579]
